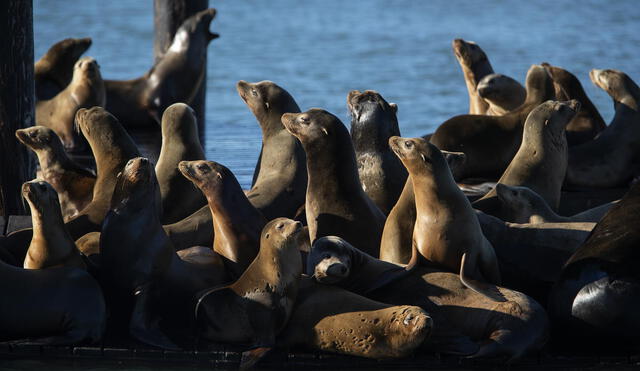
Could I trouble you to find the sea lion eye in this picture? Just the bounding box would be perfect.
[299,116,310,125]
[251,89,258,97]
[276,222,284,230]
[197,164,208,172]
[29,131,38,138]
[323,253,331,260]
[404,140,413,149]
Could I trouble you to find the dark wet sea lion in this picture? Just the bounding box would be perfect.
[155,103,207,224]
[279,276,432,359]
[22,180,85,270]
[565,69,640,189]
[104,9,218,128]
[16,126,96,220]
[477,73,526,116]
[308,236,549,360]
[348,89,407,215]
[452,39,494,115]
[179,160,266,279]
[237,80,307,220]
[430,64,555,179]
[35,57,106,151]
[282,109,386,257]
[195,218,304,369]
[35,37,92,100]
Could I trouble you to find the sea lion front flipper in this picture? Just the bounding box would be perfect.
[240,346,272,370]
[459,253,507,302]
[129,284,180,350]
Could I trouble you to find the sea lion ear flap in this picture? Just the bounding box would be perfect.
[389,103,398,113]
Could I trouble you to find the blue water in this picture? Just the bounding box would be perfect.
[34,1,640,188]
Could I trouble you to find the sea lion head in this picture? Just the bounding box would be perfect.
[73,56,102,82]
[384,305,434,356]
[452,38,487,66]
[525,100,579,143]
[542,63,578,101]
[494,184,536,224]
[160,103,198,139]
[262,218,305,257]
[590,69,640,110]
[282,108,347,150]
[15,126,62,152]
[477,73,525,103]
[179,160,238,203]
[237,80,300,128]
[176,8,219,46]
[74,107,131,155]
[307,236,353,284]
[21,180,60,214]
[389,136,451,180]
[37,37,92,84]
[347,90,399,150]
[111,157,157,212]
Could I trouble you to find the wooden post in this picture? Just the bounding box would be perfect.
[153,0,209,145]
[0,0,36,217]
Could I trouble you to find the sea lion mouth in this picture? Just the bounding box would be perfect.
[178,161,198,181]
[236,81,251,103]
[281,113,301,135]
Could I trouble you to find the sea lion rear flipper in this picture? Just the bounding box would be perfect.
[129,285,180,350]
[240,346,272,370]
[459,253,507,302]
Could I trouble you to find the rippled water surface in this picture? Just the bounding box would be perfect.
[34,1,640,187]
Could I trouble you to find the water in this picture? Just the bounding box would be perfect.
[34,1,640,188]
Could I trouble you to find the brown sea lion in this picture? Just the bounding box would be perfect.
[348,90,407,215]
[237,80,307,220]
[477,73,526,116]
[452,39,494,115]
[308,236,549,360]
[104,9,218,129]
[179,160,266,278]
[15,126,96,220]
[542,63,606,146]
[22,180,85,270]
[473,100,580,217]
[565,69,640,189]
[279,276,432,359]
[35,57,106,152]
[195,218,304,369]
[389,136,502,301]
[281,109,386,257]
[35,37,92,100]
[430,64,555,179]
[155,103,207,224]
[163,205,213,250]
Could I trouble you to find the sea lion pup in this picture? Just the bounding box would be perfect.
[179,160,266,278]
[473,100,580,217]
[565,69,640,189]
[389,136,502,301]
[542,63,606,146]
[1,107,140,265]
[195,218,304,369]
[495,184,616,224]
[22,181,85,270]
[281,109,386,257]
[348,89,407,215]
[104,9,218,128]
[35,56,106,152]
[155,103,207,224]
[16,126,96,220]
[279,277,432,359]
[430,64,555,179]
[35,37,92,100]
[477,73,526,116]
[237,80,307,220]
[452,39,494,115]
[549,182,640,346]
[308,236,549,360]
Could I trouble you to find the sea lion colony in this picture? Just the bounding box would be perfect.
[1,9,639,369]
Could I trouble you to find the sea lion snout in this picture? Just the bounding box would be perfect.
[314,258,350,284]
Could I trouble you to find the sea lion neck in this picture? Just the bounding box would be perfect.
[258,100,300,139]
[305,127,362,193]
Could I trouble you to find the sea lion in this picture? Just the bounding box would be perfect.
[1,107,140,265]
[348,89,407,215]
[495,184,616,224]
[279,276,432,359]
[389,136,502,300]
[104,8,218,129]
[237,80,307,220]
[195,218,304,369]
[565,69,640,189]
[477,73,526,116]
[15,126,96,220]
[163,205,213,250]
[451,39,494,115]
[473,100,580,217]
[308,236,549,360]
[155,103,207,224]
[35,56,106,152]
[179,160,266,278]
[282,109,386,257]
[75,231,100,264]
[430,64,555,179]
[542,63,606,146]
[35,37,92,100]
[22,180,85,270]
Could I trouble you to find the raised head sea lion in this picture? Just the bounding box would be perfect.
[348,89,407,215]
[452,39,494,115]
[237,80,307,220]
[16,126,96,220]
[35,37,92,100]
[430,64,555,179]
[282,109,386,257]
[22,180,85,270]
[35,56,106,152]
[477,73,526,116]
[155,103,207,224]
[565,69,640,189]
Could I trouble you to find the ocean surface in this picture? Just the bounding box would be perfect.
[34,1,640,188]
